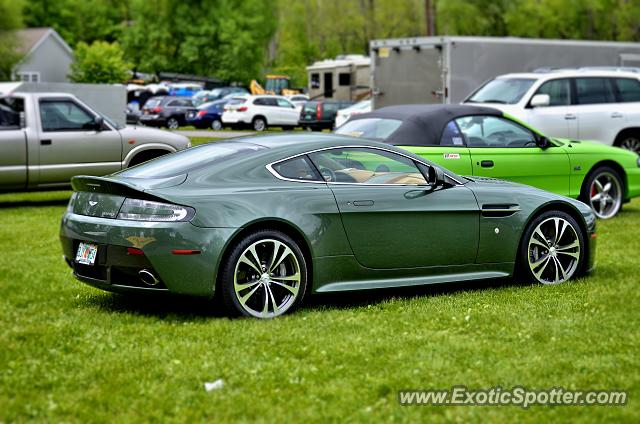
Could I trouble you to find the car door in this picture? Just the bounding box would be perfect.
[612,77,640,151]
[37,98,122,185]
[524,78,577,139]
[307,147,479,269]
[461,115,571,197]
[0,96,27,190]
[276,98,299,125]
[571,77,619,145]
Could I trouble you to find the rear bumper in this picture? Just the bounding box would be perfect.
[60,213,237,297]
[222,114,249,124]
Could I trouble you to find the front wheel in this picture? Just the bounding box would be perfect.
[519,211,584,285]
[219,230,308,318]
[211,119,223,131]
[581,166,624,219]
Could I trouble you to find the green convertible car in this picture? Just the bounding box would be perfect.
[61,134,596,318]
[336,105,640,219]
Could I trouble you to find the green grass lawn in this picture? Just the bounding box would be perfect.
[1,189,638,423]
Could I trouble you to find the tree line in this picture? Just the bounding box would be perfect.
[1,0,638,85]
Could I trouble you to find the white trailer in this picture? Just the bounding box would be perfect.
[370,36,640,108]
[306,55,371,102]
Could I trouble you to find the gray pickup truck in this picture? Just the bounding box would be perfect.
[0,92,190,191]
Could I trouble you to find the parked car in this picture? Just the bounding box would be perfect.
[335,104,640,219]
[335,100,372,128]
[193,87,249,106]
[464,70,640,154]
[222,95,299,131]
[299,100,354,131]
[286,94,310,112]
[185,99,228,130]
[139,96,194,129]
[0,93,190,191]
[61,134,595,318]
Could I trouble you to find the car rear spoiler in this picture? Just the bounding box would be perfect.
[71,175,186,199]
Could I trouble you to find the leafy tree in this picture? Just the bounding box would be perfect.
[0,0,24,80]
[69,41,131,83]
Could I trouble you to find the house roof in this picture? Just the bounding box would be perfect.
[15,27,73,57]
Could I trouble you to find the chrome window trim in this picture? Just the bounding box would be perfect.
[265,144,464,186]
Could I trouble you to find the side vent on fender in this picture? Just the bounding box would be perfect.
[481,204,522,218]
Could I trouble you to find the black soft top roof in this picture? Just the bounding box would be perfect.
[348,104,503,146]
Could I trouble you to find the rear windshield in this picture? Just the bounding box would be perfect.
[117,142,266,178]
[144,98,163,108]
[335,118,402,139]
[303,102,318,113]
[227,98,246,105]
[467,78,536,104]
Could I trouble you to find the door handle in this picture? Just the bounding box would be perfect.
[611,112,623,118]
[40,139,52,145]
[480,160,494,168]
[564,114,577,120]
[352,200,374,206]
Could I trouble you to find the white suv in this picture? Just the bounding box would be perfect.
[222,95,299,131]
[464,69,640,153]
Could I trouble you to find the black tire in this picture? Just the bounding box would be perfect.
[252,116,267,132]
[615,130,640,154]
[166,117,180,130]
[219,229,308,318]
[518,210,585,285]
[211,119,223,131]
[580,165,624,219]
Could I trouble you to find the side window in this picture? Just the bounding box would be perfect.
[40,100,95,132]
[308,147,427,185]
[534,79,570,106]
[0,97,23,130]
[613,78,640,102]
[310,73,320,89]
[455,115,537,148]
[265,98,279,107]
[276,98,294,108]
[338,73,351,86]
[574,78,615,105]
[167,100,181,107]
[253,98,266,106]
[272,156,320,181]
[440,121,465,146]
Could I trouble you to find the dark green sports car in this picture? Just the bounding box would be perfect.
[60,134,596,318]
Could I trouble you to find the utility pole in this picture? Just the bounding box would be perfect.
[425,0,436,36]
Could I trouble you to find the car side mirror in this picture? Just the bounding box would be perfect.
[530,94,550,108]
[420,163,445,187]
[536,135,551,149]
[93,116,104,131]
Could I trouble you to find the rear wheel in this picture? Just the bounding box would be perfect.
[252,117,267,132]
[219,230,307,318]
[616,132,640,154]
[166,117,180,130]
[581,166,624,219]
[519,211,584,285]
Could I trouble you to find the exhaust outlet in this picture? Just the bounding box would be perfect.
[139,269,160,286]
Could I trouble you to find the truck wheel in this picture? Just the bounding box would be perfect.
[167,117,180,130]
[616,131,640,154]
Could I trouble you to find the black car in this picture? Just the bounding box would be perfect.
[299,100,353,131]
[139,96,194,129]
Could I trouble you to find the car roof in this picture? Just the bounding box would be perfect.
[348,104,502,146]
[496,70,640,80]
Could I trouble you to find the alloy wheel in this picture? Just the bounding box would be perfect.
[589,171,622,219]
[527,217,581,284]
[233,238,301,318]
[620,136,640,154]
[167,118,179,129]
[211,119,223,131]
[253,118,266,131]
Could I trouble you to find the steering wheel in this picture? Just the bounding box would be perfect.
[319,167,336,182]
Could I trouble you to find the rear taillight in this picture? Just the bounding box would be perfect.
[197,110,207,117]
[317,103,322,120]
[237,106,248,112]
[152,106,162,113]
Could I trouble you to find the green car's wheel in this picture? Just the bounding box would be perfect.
[582,166,624,219]
[520,211,584,285]
[220,230,307,318]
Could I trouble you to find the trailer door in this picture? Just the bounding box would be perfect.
[373,45,443,108]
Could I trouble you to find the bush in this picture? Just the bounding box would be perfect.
[69,41,130,84]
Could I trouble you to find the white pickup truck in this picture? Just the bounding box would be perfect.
[0,92,190,191]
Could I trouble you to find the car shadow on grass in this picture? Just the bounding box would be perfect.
[79,277,528,320]
[0,198,70,209]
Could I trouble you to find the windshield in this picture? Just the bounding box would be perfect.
[335,118,402,139]
[467,78,536,104]
[117,142,266,178]
[101,113,124,129]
